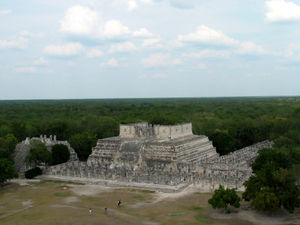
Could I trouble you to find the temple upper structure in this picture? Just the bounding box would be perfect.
[119,122,193,139]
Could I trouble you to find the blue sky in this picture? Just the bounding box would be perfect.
[0,0,300,99]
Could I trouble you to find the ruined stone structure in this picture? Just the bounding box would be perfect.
[45,123,273,189]
[13,135,78,173]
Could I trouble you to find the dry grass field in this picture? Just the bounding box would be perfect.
[0,180,299,225]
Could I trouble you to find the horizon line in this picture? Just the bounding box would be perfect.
[0,95,300,101]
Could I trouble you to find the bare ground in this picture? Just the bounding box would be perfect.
[0,179,299,225]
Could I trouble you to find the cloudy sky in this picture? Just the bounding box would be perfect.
[1,0,300,99]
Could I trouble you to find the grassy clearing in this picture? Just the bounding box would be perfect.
[46,179,85,185]
[188,206,203,211]
[133,195,145,200]
[54,191,72,197]
[138,189,156,194]
[121,188,155,194]
[194,214,211,224]
[0,180,298,225]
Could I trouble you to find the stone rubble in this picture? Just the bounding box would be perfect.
[13,135,78,173]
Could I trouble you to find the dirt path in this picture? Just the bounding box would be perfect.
[153,184,204,203]
[68,184,111,196]
[208,208,300,225]
[0,206,33,220]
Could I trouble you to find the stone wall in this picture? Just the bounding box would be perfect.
[119,122,193,139]
[154,123,193,139]
[13,135,78,173]
[120,122,151,138]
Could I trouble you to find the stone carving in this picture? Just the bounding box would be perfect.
[44,122,273,189]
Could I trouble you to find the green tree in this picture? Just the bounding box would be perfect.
[51,144,70,165]
[208,185,241,213]
[0,133,18,155]
[251,188,280,212]
[210,130,234,155]
[25,140,51,167]
[46,120,70,140]
[95,117,119,139]
[243,148,300,213]
[235,125,256,149]
[69,132,97,161]
[0,134,18,169]
[0,158,16,184]
[10,121,27,141]
[274,136,295,148]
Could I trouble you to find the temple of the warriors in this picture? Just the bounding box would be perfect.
[43,122,273,189]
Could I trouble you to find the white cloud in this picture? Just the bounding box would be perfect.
[102,20,130,38]
[178,25,239,46]
[236,41,265,55]
[132,28,153,37]
[286,43,300,56]
[109,42,137,53]
[142,38,161,48]
[182,50,232,58]
[60,5,100,35]
[67,60,75,66]
[178,25,265,56]
[0,10,12,15]
[169,0,195,9]
[15,66,38,73]
[128,0,138,11]
[285,43,300,60]
[59,5,155,40]
[172,58,182,65]
[141,0,153,4]
[44,42,84,56]
[100,58,118,67]
[266,0,300,22]
[33,57,48,66]
[86,48,103,58]
[19,30,43,38]
[169,40,185,48]
[142,53,181,67]
[152,73,168,79]
[198,63,206,69]
[0,37,27,49]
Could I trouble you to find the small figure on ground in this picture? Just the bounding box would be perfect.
[89,208,92,216]
[117,200,121,207]
[104,207,108,214]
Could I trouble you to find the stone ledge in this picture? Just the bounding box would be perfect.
[40,175,189,193]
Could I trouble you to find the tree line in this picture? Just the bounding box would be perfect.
[0,97,299,156]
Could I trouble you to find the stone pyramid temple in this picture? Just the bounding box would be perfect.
[89,122,219,166]
[44,122,273,189]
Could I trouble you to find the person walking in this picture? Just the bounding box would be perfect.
[117,200,121,207]
[89,208,92,216]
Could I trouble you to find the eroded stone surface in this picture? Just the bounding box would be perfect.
[45,122,273,188]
